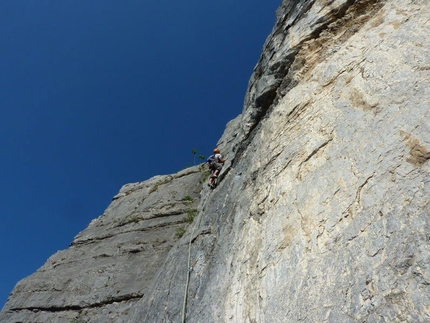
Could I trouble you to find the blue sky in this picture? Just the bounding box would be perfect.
[0,0,280,308]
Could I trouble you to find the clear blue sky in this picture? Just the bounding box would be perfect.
[0,0,280,308]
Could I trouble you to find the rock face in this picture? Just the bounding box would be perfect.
[0,167,207,322]
[2,0,430,322]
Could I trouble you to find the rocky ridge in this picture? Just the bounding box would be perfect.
[1,0,430,322]
[0,167,207,322]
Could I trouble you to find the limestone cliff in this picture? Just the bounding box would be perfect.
[1,0,429,322]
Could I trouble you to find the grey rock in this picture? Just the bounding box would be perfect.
[2,0,430,322]
[0,166,207,322]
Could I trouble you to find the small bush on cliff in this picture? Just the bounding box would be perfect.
[191,148,205,165]
[186,209,197,223]
[176,226,186,238]
[183,195,193,203]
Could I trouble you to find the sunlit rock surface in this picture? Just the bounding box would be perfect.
[0,167,206,322]
[1,0,429,322]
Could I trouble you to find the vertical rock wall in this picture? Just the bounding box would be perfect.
[127,0,430,322]
[1,0,429,322]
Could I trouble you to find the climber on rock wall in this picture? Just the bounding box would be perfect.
[207,148,225,188]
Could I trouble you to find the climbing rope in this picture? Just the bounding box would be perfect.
[181,167,229,322]
[181,204,204,323]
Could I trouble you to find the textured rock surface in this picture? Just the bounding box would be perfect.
[0,167,206,322]
[1,0,430,322]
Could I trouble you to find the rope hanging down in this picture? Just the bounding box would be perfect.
[181,207,203,323]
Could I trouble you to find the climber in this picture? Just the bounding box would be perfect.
[207,148,225,188]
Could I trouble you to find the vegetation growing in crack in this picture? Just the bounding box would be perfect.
[70,317,85,323]
[182,196,193,204]
[175,226,186,238]
[199,169,211,183]
[186,209,197,223]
